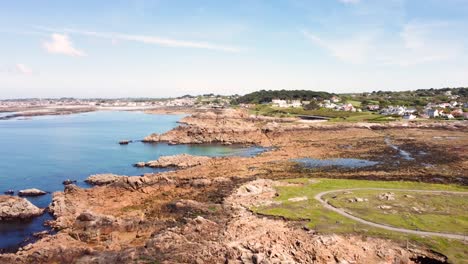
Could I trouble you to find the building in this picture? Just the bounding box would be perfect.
[426,109,440,118]
[367,105,380,111]
[403,114,416,120]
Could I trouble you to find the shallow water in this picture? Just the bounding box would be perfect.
[384,137,414,160]
[294,158,379,168]
[0,111,264,250]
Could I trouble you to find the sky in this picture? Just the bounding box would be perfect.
[1,0,468,98]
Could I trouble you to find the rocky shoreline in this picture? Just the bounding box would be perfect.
[0,109,466,263]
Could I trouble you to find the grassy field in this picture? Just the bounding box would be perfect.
[253,178,468,263]
[249,105,395,122]
[324,190,468,235]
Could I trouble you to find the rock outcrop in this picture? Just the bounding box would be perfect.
[142,109,273,146]
[0,195,43,220]
[144,154,211,168]
[85,174,123,185]
[18,188,47,196]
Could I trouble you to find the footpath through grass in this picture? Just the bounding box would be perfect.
[253,178,468,263]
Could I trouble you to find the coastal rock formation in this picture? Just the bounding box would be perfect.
[85,174,123,185]
[142,109,274,146]
[0,195,43,220]
[145,154,211,168]
[18,188,47,196]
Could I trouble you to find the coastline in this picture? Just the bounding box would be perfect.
[0,108,467,263]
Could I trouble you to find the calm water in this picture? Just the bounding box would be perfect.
[0,111,264,250]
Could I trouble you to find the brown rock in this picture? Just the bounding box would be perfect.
[0,195,43,220]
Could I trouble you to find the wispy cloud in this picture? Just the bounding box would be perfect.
[0,63,33,75]
[303,20,466,67]
[38,27,242,53]
[43,33,87,57]
[15,63,33,74]
[302,30,373,64]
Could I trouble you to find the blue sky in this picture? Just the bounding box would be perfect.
[1,0,468,98]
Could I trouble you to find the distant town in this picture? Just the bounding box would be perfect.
[1,87,467,121]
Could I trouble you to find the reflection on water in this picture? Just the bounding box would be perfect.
[384,137,414,160]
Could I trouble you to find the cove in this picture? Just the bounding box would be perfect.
[0,111,264,251]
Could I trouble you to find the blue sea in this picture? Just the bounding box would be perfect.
[0,111,264,251]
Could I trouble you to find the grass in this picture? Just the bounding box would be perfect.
[346,100,362,107]
[253,178,468,263]
[324,190,468,235]
[249,105,391,122]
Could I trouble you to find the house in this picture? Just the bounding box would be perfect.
[403,114,416,120]
[426,109,440,118]
[367,105,380,111]
[291,100,302,108]
[330,96,341,103]
[451,109,463,117]
[341,103,356,112]
[272,99,288,108]
[440,113,454,119]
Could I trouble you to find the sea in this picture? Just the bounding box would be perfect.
[0,110,265,251]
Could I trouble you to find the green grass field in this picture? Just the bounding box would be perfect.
[324,190,468,235]
[253,178,468,263]
[249,105,394,122]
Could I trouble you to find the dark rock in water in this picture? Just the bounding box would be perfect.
[133,162,146,168]
[4,190,14,195]
[62,179,77,185]
[119,140,131,145]
[18,188,47,196]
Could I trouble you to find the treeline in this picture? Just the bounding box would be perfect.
[234,90,333,104]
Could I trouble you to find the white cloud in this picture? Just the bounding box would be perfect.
[339,0,361,4]
[42,33,86,57]
[38,27,241,53]
[15,64,33,74]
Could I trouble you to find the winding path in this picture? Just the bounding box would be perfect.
[314,188,468,240]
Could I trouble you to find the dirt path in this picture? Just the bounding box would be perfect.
[314,188,468,240]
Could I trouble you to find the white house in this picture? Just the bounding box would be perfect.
[291,100,302,108]
[403,114,416,120]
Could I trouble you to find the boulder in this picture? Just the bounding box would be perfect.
[18,188,47,196]
[0,195,44,220]
[378,192,395,201]
[85,174,123,185]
